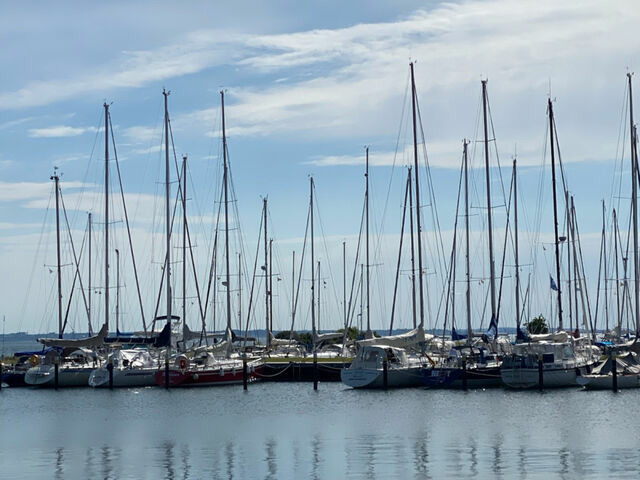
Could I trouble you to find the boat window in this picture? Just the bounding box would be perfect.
[542,353,554,363]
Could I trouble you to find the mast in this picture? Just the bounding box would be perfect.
[464,140,472,340]
[291,250,295,334]
[310,177,317,389]
[163,90,171,388]
[513,158,521,334]
[269,238,273,333]
[410,62,425,329]
[221,90,232,334]
[163,90,172,333]
[482,80,497,334]
[115,248,120,334]
[317,260,321,332]
[408,166,417,329]
[88,212,92,334]
[52,173,62,338]
[343,241,347,330]
[602,201,608,331]
[104,102,110,332]
[628,73,640,337]
[182,155,187,331]
[566,189,573,332]
[360,264,364,332]
[548,98,564,331]
[264,198,269,346]
[365,146,371,334]
[614,209,622,332]
[238,253,242,331]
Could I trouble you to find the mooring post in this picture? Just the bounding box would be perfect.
[54,357,59,390]
[538,355,544,391]
[0,362,3,390]
[313,358,318,391]
[164,357,170,389]
[243,357,248,391]
[108,358,114,390]
[462,357,468,391]
[611,351,618,392]
[383,360,388,390]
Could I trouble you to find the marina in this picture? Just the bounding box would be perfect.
[3,1,640,478]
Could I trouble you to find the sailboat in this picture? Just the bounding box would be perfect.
[501,97,599,389]
[342,64,433,388]
[26,164,108,387]
[155,90,263,387]
[422,82,509,388]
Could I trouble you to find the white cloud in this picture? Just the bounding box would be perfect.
[28,125,98,138]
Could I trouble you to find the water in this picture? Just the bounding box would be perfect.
[1,383,639,479]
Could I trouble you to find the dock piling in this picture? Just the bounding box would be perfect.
[54,358,59,390]
[462,358,468,391]
[612,352,618,392]
[538,355,544,391]
[108,358,114,390]
[243,358,248,391]
[383,360,388,390]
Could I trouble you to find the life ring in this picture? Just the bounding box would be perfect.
[29,355,40,367]
[177,355,189,372]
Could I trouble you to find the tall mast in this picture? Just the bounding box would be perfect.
[238,253,242,331]
[410,62,425,329]
[513,158,521,333]
[566,190,573,332]
[269,238,273,333]
[182,155,187,331]
[317,261,321,332]
[408,166,417,329]
[88,212,92,334]
[264,197,269,345]
[614,209,622,332]
[628,73,639,337]
[104,102,110,332]
[365,146,371,334]
[221,90,232,332]
[115,248,120,334]
[163,90,172,333]
[310,177,317,386]
[464,140,472,340]
[52,173,62,338]
[548,98,564,331]
[602,201,608,331]
[343,241,347,329]
[291,250,295,332]
[482,80,497,334]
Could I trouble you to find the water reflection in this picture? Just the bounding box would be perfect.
[4,386,640,479]
[264,438,277,480]
[55,447,63,480]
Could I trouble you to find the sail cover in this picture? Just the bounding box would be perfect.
[357,326,431,349]
[38,323,108,349]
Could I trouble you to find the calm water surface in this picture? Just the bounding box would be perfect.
[1,382,639,479]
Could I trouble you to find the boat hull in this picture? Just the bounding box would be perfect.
[577,374,640,390]
[89,367,158,388]
[421,366,502,389]
[340,366,424,389]
[501,366,580,389]
[25,365,93,387]
[154,361,263,387]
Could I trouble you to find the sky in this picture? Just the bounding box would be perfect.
[0,0,639,335]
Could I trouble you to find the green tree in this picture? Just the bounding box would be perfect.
[525,315,549,334]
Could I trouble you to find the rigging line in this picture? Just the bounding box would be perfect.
[495,164,515,323]
[612,84,630,216]
[243,210,263,339]
[442,156,465,339]
[346,196,366,329]
[20,183,55,325]
[377,68,412,258]
[313,185,342,327]
[109,112,147,332]
[59,187,91,330]
[203,180,224,324]
[289,205,310,336]
[389,170,410,333]
[415,96,447,286]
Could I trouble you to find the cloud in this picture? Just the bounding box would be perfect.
[0,180,85,203]
[28,125,98,138]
